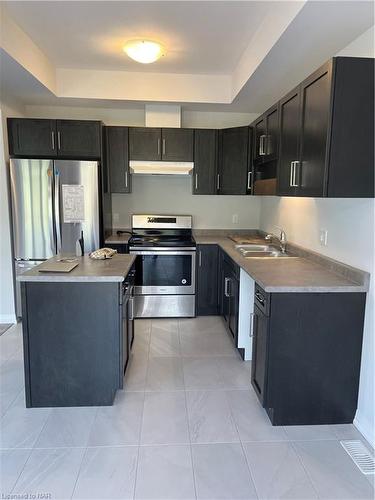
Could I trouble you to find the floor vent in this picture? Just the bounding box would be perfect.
[341,440,375,475]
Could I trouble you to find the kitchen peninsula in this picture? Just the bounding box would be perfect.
[18,254,135,408]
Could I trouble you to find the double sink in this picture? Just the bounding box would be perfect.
[235,244,295,259]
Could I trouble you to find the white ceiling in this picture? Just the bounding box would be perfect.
[3,0,284,74]
[1,1,374,113]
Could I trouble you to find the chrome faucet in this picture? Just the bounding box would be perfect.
[265,227,287,253]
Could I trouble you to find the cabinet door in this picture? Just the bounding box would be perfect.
[228,275,239,344]
[56,120,101,158]
[253,116,266,160]
[162,128,194,161]
[251,305,269,405]
[193,129,217,194]
[8,118,57,157]
[129,127,161,160]
[196,245,219,315]
[218,126,249,195]
[222,261,231,325]
[277,87,301,196]
[106,127,131,193]
[122,298,129,376]
[298,62,333,197]
[265,104,279,159]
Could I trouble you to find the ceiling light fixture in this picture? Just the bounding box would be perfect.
[123,40,165,64]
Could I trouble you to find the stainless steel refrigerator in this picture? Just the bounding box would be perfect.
[10,159,100,316]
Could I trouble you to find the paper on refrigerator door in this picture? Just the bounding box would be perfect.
[62,184,85,223]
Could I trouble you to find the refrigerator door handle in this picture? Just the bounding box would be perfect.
[54,167,62,253]
[47,168,56,254]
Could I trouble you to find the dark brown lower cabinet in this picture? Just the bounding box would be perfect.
[220,252,240,348]
[21,276,134,408]
[251,284,366,425]
[196,244,219,315]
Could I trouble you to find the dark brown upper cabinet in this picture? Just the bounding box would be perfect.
[7,118,102,159]
[8,119,57,157]
[56,120,102,159]
[106,126,131,194]
[217,126,251,195]
[193,129,218,195]
[252,103,279,163]
[129,127,193,162]
[128,127,161,161]
[161,128,194,161]
[251,104,279,196]
[277,57,374,198]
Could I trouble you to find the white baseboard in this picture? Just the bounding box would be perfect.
[354,409,375,449]
[0,314,17,324]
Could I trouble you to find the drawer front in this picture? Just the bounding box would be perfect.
[254,284,270,316]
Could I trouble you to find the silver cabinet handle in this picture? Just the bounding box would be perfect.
[51,131,55,150]
[217,173,220,191]
[199,250,202,267]
[249,312,255,338]
[162,138,166,156]
[195,173,198,191]
[224,277,230,297]
[259,135,266,155]
[129,297,134,321]
[57,131,61,150]
[289,161,294,187]
[294,160,300,187]
[157,138,161,156]
[125,171,128,188]
[247,171,252,190]
[290,161,299,187]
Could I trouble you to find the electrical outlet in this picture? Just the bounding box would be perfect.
[113,213,119,223]
[319,229,328,246]
[232,214,239,224]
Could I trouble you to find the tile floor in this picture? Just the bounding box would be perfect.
[0,317,374,499]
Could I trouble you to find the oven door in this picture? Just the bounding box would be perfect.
[129,248,196,295]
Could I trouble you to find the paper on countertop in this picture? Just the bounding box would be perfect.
[62,184,85,223]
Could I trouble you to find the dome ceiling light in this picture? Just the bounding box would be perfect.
[123,40,165,64]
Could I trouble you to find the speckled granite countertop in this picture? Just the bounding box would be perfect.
[17,254,136,282]
[195,234,369,293]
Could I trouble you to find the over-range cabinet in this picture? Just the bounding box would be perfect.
[10,159,101,316]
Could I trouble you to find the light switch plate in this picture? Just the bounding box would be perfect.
[319,229,328,246]
[232,214,239,224]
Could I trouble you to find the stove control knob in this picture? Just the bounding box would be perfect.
[181,279,187,285]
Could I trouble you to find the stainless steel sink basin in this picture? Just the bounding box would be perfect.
[235,244,294,258]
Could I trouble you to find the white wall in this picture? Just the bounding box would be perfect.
[259,26,375,446]
[25,105,259,229]
[112,176,260,229]
[0,98,25,323]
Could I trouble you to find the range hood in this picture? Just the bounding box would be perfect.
[129,160,193,176]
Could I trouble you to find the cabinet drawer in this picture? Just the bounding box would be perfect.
[254,284,270,316]
[223,252,240,280]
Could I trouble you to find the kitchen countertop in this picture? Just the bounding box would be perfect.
[195,235,369,293]
[105,231,132,244]
[17,254,136,283]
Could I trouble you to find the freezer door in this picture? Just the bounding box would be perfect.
[10,159,56,260]
[54,160,100,255]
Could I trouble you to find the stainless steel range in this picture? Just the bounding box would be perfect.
[128,215,196,318]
